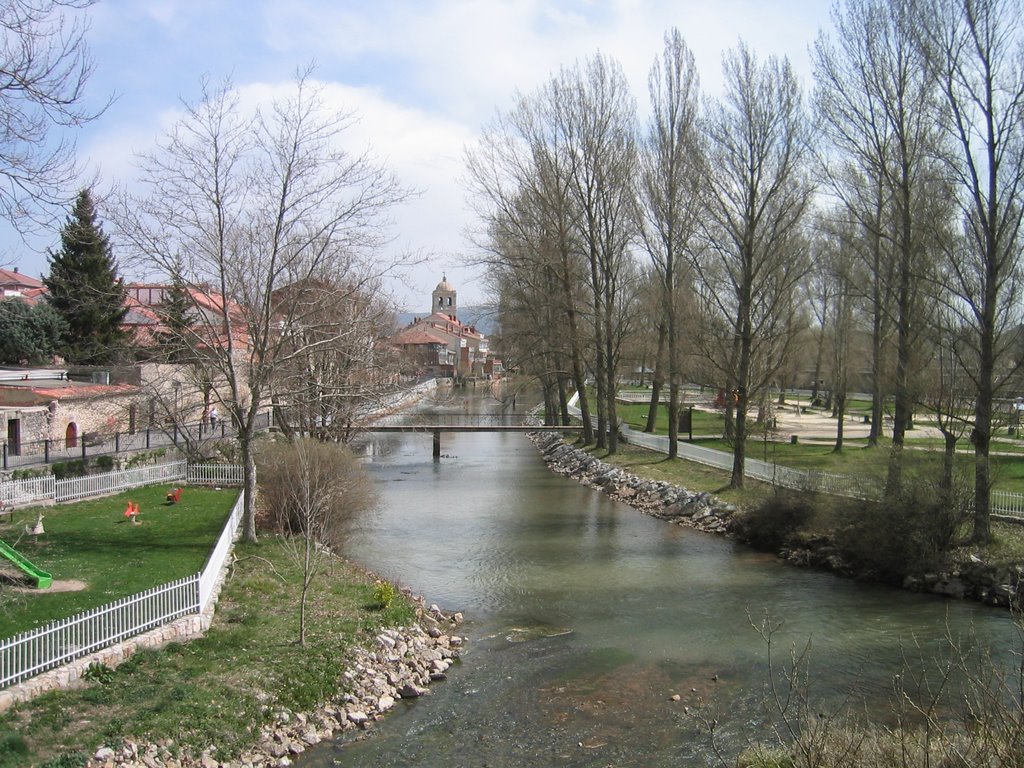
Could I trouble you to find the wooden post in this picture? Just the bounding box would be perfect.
[433,429,441,459]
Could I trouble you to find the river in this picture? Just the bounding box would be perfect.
[299,392,1019,767]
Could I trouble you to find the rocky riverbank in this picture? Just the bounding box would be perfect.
[87,603,464,768]
[530,431,737,535]
[531,430,1023,610]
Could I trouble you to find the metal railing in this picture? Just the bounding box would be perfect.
[991,490,1024,520]
[567,394,1023,519]
[0,475,56,507]
[1,464,246,689]
[1,576,201,687]
[199,491,244,611]
[0,411,273,471]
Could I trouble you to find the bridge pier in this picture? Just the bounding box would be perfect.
[433,429,441,459]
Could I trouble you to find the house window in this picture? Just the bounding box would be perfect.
[66,422,79,449]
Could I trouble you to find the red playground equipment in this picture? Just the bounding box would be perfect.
[124,501,140,524]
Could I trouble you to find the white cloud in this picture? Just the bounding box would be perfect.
[0,0,834,308]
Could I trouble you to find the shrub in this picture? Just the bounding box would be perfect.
[372,580,397,610]
[732,492,816,552]
[82,662,114,685]
[51,460,86,480]
[832,477,970,584]
[254,438,373,546]
[10,467,49,481]
[124,448,167,469]
[0,731,28,768]
[93,455,115,473]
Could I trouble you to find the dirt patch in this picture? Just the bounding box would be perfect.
[6,578,87,593]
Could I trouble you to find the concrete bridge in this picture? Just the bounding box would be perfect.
[361,414,581,458]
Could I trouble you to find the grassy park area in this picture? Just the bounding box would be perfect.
[0,537,416,767]
[613,396,1024,494]
[0,485,238,636]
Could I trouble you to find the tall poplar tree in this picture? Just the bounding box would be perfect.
[44,188,128,364]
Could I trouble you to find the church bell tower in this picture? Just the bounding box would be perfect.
[432,274,457,319]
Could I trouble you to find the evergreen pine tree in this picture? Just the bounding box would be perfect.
[44,189,128,364]
[157,257,193,361]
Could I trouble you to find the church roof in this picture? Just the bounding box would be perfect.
[393,325,451,346]
[434,274,454,292]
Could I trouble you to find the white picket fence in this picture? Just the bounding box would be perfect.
[1,462,246,689]
[56,461,189,502]
[2,576,201,687]
[188,463,245,487]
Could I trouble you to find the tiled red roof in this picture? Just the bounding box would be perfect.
[0,268,44,289]
[29,383,138,399]
[393,326,451,345]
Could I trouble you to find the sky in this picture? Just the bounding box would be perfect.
[0,0,833,312]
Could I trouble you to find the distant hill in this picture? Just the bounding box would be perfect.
[393,305,499,336]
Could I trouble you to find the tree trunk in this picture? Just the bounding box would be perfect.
[240,432,258,543]
[973,303,995,545]
[832,391,846,453]
[645,320,667,433]
[941,430,957,497]
[557,375,569,426]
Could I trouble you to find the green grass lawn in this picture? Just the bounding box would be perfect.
[0,538,418,767]
[616,400,725,436]
[0,485,238,637]
[608,396,1024,494]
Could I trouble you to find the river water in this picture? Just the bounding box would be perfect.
[299,393,1019,767]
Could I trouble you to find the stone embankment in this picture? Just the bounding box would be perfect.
[532,430,1023,610]
[531,431,736,535]
[88,604,464,768]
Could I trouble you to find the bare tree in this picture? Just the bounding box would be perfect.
[697,42,812,488]
[919,0,1024,544]
[638,28,703,458]
[559,54,640,453]
[256,437,374,646]
[465,58,641,449]
[814,0,945,490]
[816,214,859,452]
[116,71,410,542]
[270,275,400,443]
[805,241,835,409]
[0,0,107,233]
[465,88,598,442]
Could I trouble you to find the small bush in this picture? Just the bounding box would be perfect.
[124,448,167,469]
[0,731,28,768]
[10,467,49,481]
[93,455,115,473]
[832,477,970,584]
[51,460,86,480]
[82,662,114,685]
[732,492,816,551]
[371,580,397,610]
